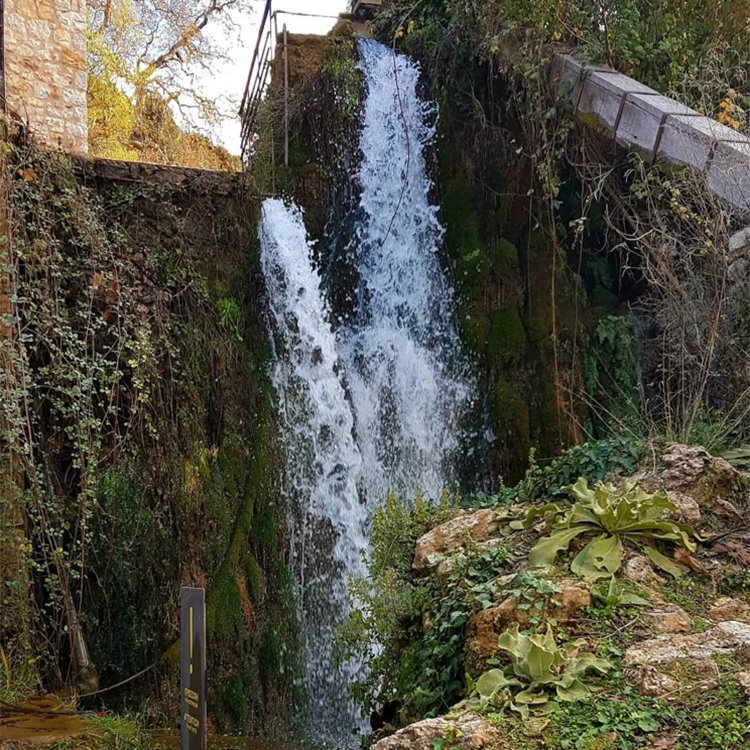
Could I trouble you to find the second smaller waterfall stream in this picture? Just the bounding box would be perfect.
[260,198,366,738]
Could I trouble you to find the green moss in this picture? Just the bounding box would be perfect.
[442,174,481,260]
[492,238,519,271]
[23,715,148,750]
[718,569,750,598]
[321,39,361,123]
[491,379,531,475]
[589,284,617,308]
[657,576,714,617]
[274,139,313,195]
[243,552,264,602]
[488,305,525,366]
[207,573,244,641]
[223,674,247,731]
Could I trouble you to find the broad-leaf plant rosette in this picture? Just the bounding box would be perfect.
[469,624,609,718]
[524,478,697,581]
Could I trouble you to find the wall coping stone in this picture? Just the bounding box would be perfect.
[555,53,750,216]
[73,157,250,196]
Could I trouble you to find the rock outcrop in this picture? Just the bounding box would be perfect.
[642,605,692,635]
[466,580,591,671]
[371,713,506,750]
[709,597,750,624]
[632,442,747,524]
[624,620,750,666]
[413,510,502,571]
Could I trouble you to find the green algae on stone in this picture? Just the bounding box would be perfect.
[488,306,526,366]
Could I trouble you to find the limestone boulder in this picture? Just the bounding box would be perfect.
[662,490,702,525]
[737,670,750,697]
[413,510,501,571]
[709,597,750,624]
[436,539,507,578]
[370,713,506,750]
[466,598,519,668]
[626,665,678,697]
[643,605,691,634]
[624,620,750,666]
[466,580,591,671]
[622,553,666,586]
[632,442,746,522]
[557,579,593,620]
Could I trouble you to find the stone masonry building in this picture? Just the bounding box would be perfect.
[2,0,88,153]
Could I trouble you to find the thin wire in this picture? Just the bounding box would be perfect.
[77,663,157,699]
[376,43,411,251]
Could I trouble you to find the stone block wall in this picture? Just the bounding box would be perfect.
[556,54,750,216]
[4,0,88,153]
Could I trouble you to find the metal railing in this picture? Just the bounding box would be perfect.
[238,1,343,163]
[239,0,275,162]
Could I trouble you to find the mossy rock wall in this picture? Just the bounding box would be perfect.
[79,160,303,737]
[4,141,300,736]
[437,111,600,483]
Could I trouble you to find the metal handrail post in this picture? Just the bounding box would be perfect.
[239,6,348,164]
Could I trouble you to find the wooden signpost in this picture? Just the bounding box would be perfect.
[180,587,206,750]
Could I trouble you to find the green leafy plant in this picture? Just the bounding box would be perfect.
[590,577,649,608]
[499,571,562,627]
[339,492,520,719]
[431,725,462,750]
[526,478,696,581]
[553,677,683,750]
[720,444,750,472]
[496,438,646,505]
[217,296,243,345]
[470,624,609,719]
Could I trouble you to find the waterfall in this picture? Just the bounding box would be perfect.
[259,198,366,740]
[339,38,475,504]
[259,38,478,747]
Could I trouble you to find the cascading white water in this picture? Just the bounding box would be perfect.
[259,198,366,740]
[340,38,475,504]
[259,38,478,747]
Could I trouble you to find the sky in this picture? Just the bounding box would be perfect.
[200,0,350,155]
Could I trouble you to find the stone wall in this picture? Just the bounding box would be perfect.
[4,0,88,153]
[556,54,750,216]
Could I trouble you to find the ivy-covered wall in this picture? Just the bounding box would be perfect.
[0,131,302,735]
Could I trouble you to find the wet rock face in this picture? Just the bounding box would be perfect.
[370,713,506,750]
[413,510,501,571]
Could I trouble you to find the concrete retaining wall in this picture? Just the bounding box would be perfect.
[556,55,750,216]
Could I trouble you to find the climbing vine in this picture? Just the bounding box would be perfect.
[0,129,300,734]
[2,141,168,689]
